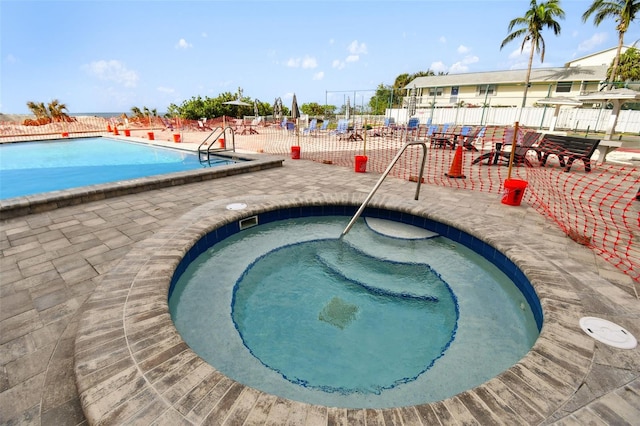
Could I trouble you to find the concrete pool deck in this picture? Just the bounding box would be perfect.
[0,155,638,425]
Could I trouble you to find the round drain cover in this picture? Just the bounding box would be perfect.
[579,317,637,349]
[226,203,247,210]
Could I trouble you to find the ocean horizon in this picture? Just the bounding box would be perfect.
[1,112,167,119]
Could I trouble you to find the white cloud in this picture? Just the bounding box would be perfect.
[332,59,345,70]
[457,45,470,54]
[313,71,324,80]
[201,32,208,38]
[430,61,447,73]
[348,40,367,55]
[176,38,192,49]
[301,56,318,69]
[345,55,359,63]
[439,36,447,44]
[157,86,175,94]
[287,55,318,69]
[83,60,139,88]
[449,63,468,73]
[578,32,608,52]
[508,44,528,60]
[450,55,479,73]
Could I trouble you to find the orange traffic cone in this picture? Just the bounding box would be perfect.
[445,145,466,179]
[113,126,119,136]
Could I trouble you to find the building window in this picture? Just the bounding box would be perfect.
[449,86,459,103]
[556,82,572,93]
[478,85,496,96]
[428,87,443,97]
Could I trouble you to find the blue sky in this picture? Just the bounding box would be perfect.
[2,0,638,114]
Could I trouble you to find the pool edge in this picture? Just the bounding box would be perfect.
[0,153,283,220]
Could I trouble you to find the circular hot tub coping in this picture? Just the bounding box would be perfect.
[74,193,595,425]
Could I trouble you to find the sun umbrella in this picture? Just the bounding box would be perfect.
[291,93,300,119]
[223,99,252,107]
[408,87,417,117]
[223,99,251,118]
[273,97,283,122]
[345,97,350,120]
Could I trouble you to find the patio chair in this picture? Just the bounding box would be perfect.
[331,119,349,138]
[381,117,397,136]
[303,119,318,136]
[460,126,485,151]
[247,117,261,134]
[233,119,248,134]
[160,118,175,132]
[198,120,213,131]
[407,117,420,134]
[472,129,541,166]
[415,124,437,141]
[317,120,330,133]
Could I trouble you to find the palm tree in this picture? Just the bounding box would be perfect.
[47,99,69,122]
[609,46,640,83]
[582,0,640,88]
[130,106,143,118]
[500,0,565,107]
[26,101,49,120]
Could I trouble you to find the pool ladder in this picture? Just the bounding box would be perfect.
[341,140,428,237]
[197,126,235,164]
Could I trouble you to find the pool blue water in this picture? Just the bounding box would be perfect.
[0,137,235,199]
[170,216,540,408]
[232,239,458,395]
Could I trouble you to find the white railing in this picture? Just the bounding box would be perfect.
[386,106,640,133]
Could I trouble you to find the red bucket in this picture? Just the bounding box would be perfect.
[124,129,131,137]
[173,134,181,143]
[219,138,225,149]
[355,155,368,173]
[61,132,69,137]
[501,179,528,206]
[147,132,155,141]
[291,146,300,159]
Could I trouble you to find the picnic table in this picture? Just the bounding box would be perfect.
[431,132,465,149]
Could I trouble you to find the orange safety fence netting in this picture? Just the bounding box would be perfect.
[238,122,639,283]
[1,118,638,283]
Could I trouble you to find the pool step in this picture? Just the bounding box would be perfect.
[316,243,442,302]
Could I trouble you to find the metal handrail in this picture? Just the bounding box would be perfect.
[212,127,235,154]
[197,126,237,164]
[197,127,223,153]
[341,140,428,237]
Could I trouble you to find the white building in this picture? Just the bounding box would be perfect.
[403,46,633,109]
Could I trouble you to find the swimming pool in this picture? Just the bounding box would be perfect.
[0,137,236,199]
[169,208,541,408]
